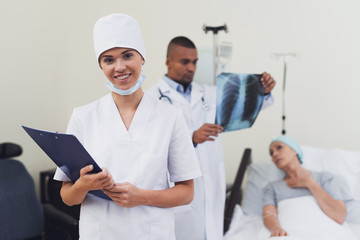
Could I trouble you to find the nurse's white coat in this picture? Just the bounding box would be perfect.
[54,93,201,240]
[147,77,274,240]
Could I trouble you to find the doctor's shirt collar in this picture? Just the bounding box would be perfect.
[164,75,192,102]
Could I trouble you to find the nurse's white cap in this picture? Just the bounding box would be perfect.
[93,13,146,62]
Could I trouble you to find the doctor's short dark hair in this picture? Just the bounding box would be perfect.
[167,36,196,57]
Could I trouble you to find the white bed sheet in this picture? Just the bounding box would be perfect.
[224,203,360,240]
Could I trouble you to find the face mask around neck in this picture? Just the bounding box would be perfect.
[105,68,146,95]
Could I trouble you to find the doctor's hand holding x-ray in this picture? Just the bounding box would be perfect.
[192,123,223,144]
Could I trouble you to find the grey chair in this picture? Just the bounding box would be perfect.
[40,169,80,240]
[0,143,44,240]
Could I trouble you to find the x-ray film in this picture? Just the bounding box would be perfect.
[215,73,264,132]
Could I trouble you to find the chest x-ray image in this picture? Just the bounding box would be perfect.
[215,73,264,132]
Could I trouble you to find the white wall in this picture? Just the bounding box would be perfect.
[0,0,68,195]
[1,0,359,195]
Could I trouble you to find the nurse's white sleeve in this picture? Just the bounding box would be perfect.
[168,110,202,183]
[53,109,82,182]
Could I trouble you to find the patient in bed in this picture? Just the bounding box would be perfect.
[263,136,353,238]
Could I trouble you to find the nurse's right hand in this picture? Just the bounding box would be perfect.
[77,165,115,191]
[60,166,115,206]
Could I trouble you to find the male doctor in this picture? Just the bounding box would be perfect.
[146,36,276,240]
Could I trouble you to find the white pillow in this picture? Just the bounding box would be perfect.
[301,146,360,200]
[241,162,269,216]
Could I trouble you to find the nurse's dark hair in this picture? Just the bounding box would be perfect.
[167,36,196,58]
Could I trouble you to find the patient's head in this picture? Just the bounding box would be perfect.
[269,136,303,169]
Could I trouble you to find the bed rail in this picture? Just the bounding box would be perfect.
[224,148,252,234]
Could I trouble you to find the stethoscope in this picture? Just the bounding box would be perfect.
[158,88,210,111]
[158,88,173,104]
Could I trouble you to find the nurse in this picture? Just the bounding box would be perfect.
[54,13,201,240]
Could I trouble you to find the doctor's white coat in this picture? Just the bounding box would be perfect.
[147,76,274,240]
[147,78,225,240]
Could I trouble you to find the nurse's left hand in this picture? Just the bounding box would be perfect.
[103,182,145,208]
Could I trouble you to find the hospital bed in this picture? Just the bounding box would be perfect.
[224,146,360,240]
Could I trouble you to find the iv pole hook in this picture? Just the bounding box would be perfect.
[203,24,228,85]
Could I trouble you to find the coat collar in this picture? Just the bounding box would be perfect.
[100,93,153,142]
[158,76,204,108]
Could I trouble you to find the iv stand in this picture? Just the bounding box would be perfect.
[203,24,228,85]
[271,53,297,135]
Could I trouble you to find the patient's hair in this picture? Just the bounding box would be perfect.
[167,36,196,58]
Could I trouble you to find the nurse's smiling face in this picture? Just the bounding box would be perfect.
[99,47,143,91]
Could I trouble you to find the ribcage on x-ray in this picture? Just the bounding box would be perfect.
[219,74,240,129]
[242,75,260,122]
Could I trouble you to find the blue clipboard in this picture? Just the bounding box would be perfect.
[22,126,111,200]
